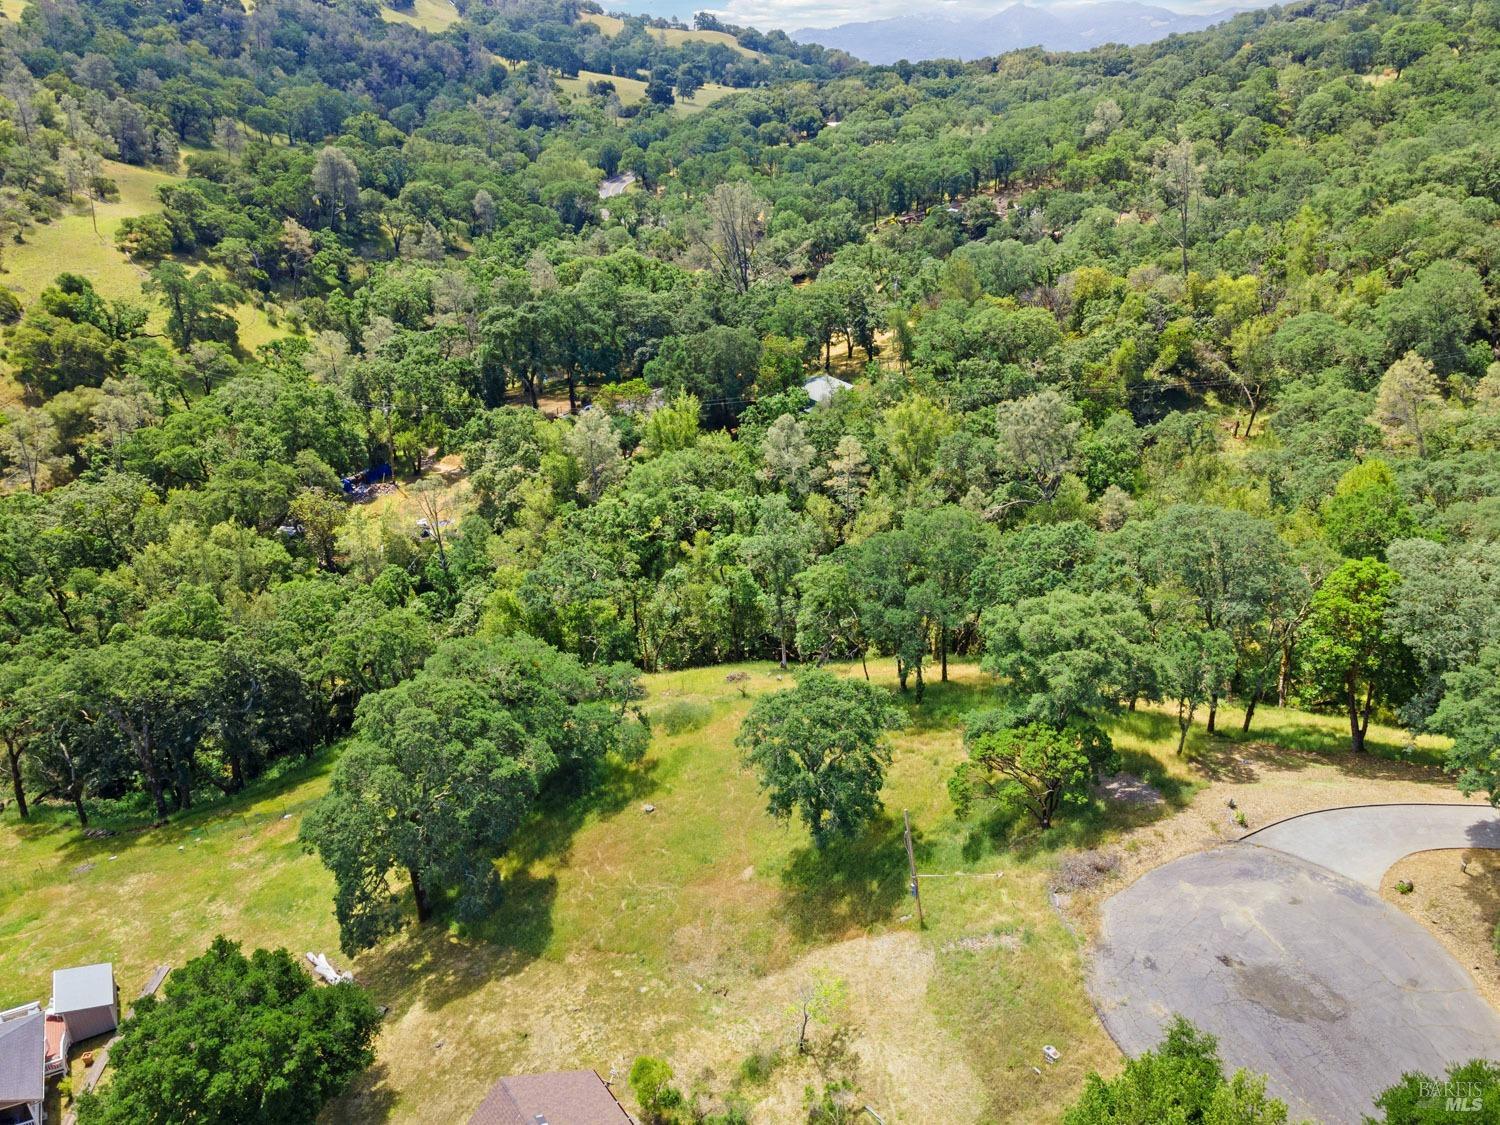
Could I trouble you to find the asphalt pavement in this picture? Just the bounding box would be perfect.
[1091,805,1500,1123]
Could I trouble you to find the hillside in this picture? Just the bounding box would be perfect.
[0,659,1463,1122]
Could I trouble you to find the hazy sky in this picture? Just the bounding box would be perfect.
[631,0,1243,31]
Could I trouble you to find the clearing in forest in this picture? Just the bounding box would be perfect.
[0,660,1463,1123]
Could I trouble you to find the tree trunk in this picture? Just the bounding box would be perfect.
[1241,693,1258,733]
[1206,693,1218,734]
[121,712,169,820]
[896,657,908,693]
[940,626,948,682]
[1346,678,1365,754]
[914,659,925,704]
[6,739,27,819]
[1277,643,1294,706]
[860,650,869,680]
[409,866,432,922]
[1176,702,1194,755]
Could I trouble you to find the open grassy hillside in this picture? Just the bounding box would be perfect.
[556,68,739,115]
[1,160,175,308]
[580,12,763,58]
[0,659,1459,1122]
[556,68,651,104]
[380,0,460,33]
[0,158,286,375]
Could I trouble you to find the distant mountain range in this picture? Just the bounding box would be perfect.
[795,2,1238,63]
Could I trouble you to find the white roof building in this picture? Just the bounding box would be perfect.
[50,964,118,1043]
[803,374,853,405]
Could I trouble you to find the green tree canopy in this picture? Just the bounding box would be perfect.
[77,937,380,1125]
[1297,558,1416,753]
[301,634,646,952]
[735,669,901,848]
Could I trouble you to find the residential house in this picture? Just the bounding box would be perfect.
[468,1070,631,1125]
[0,1005,45,1125]
[49,965,117,1044]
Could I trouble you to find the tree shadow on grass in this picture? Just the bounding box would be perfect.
[19,752,336,864]
[1109,706,1449,787]
[352,868,558,1024]
[897,678,995,734]
[345,753,658,1020]
[506,754,660,870]
[777,814,915,942]
[326,1060,401,1124]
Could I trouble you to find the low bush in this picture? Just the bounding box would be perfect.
[657,699,714,734]
[1053,849,1121,892]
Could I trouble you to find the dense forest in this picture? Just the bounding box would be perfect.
[1,0,1498,948]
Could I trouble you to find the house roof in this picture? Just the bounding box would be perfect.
[804,374,853,404]
[468,1070,631,1125]
[51,963,115,1014]
[0,1011,44,1105]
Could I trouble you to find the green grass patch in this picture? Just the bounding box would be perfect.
[0,157,290,371]
[0,658,1456,1123]
[556,68,650,104]
[380,0,459,33]
[0,160,175,308]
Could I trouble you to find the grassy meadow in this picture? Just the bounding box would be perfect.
[555,68,740,116]
[380,0,460,33]
[580,12,763,59]
[0,659,1462,1122]
[0,157,286,394]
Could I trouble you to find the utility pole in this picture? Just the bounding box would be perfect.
[903,809,924,928]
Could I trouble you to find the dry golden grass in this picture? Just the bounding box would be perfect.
[556,68,651,105]
[1383,849,1500,1009]
[0,0,27,20]
[580,12,762,59]
[554,68,738,116]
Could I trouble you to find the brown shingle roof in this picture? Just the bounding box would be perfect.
[468,1069,631,1125]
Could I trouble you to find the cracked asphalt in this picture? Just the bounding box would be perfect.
[1091,805,1500,1123]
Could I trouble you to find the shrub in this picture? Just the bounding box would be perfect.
[657,699,713,734]
[1375,1059,1500,1122]
[1395,879,1414,894]
[629,1056,681,1124]
[737,1047,781,1085]
[806,1079,860,1123]
[1053,849,1121,892]
[1064,1017,1287,1124]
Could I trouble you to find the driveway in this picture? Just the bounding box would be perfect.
[1244,803,1500,887]
[1091,804,1500,1123]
